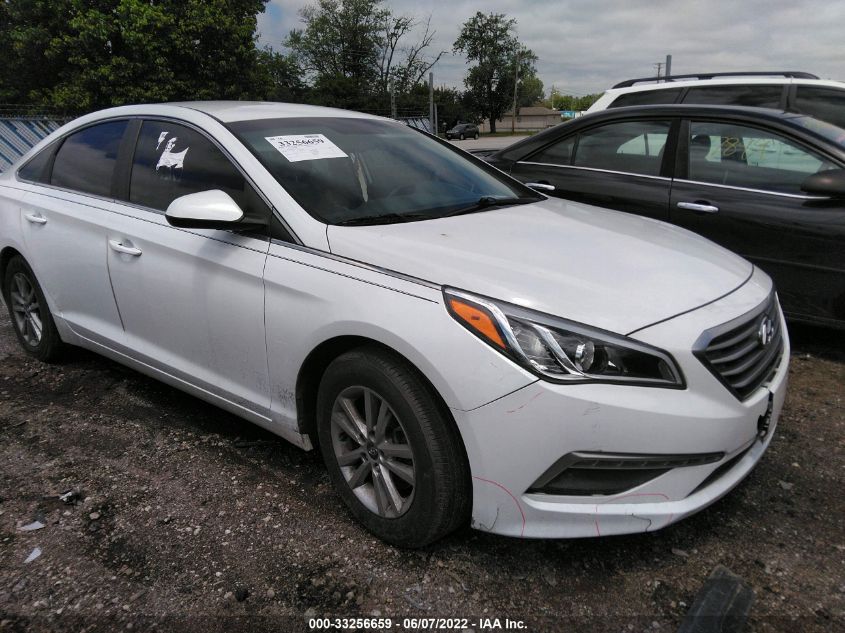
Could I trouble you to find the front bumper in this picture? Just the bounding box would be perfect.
[453,268,789,538]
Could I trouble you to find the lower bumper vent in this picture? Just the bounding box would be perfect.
[528,451,724,496]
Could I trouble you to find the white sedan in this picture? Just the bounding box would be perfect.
[0,102,788,546]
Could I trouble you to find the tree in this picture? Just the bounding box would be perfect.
[0,0,300,113]
[287,0,444,111]
[453,12,537,133]
[517,74,544,108]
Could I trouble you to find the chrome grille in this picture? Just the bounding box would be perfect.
[696,294,784,400]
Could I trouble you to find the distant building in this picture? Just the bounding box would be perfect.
[481,106,561,133]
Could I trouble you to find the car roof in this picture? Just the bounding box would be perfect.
[580,103,808,121]
[603,77,845,96]
[170,101,386,123]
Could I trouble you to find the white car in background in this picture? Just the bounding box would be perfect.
[588,70,845,129]
[0,102,788,546]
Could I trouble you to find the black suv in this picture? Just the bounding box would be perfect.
[485,104,845,327]
[445,123,479,140]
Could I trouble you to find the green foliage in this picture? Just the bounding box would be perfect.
[453,12,537,133]
[286,0,444,112]
[546,87,602,112]
[0,0,302,113]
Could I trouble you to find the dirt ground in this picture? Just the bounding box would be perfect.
[0,305,842,633]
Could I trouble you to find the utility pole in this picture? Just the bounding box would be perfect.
[653,62,663,81]
[428,72,434,134]
[665,54,672,80]
[511,52,520,134]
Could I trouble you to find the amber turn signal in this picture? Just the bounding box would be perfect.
[448,297,506,349]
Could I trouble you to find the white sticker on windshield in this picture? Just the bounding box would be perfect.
[264,134,348,162]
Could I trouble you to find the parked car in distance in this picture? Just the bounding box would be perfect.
[588,71,845,130]
[1,102,788,546]
[446,122,480,140]
[485,104,845,328]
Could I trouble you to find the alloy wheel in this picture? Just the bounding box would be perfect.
[330,386,416,518]
[9,272,42,346]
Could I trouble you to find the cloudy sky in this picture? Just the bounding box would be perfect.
[256,0,844,97]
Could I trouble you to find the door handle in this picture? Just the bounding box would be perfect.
[24,213,47,225]
[109,240,142,256]
[677,201,719,214]
[526,182,556,192]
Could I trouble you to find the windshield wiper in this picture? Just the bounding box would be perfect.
[439,195,539,218]
[334,212,432,226]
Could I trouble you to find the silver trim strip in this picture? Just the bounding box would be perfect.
[517,161,672,181]
[673,179,830,200]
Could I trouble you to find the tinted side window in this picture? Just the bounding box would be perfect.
[529,136,575,165]
[130,121,250,214]
[51,121,128,197]
[687,121,837,194]
[572,120,671,176]
[609,88,683,107]
[683,85,783,107]
[18,145,54,183]
[794,87,845,130]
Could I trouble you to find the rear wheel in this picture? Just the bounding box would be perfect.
[474,132,479,139]
[316,347,470,547]
[3,256,64,361]
[459,133,465,140]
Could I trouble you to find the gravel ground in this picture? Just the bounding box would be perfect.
[0,305,842,633]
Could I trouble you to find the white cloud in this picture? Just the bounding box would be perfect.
[258,0,845,96]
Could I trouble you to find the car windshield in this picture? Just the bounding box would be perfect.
[788,115,845,149]
[228,117,539,224]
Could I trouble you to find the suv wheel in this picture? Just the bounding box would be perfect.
[459,133,465,140]
[3,256,64,361]
[316,347,470,547]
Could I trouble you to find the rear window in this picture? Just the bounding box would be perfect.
[51,120,128,197]
[682,85,783,108]
[17,145,53,184]
[794,86,845,130]
[609,88,683,108]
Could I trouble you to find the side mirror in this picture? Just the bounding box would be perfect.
[801,169,845,199]
[165,190,244,229]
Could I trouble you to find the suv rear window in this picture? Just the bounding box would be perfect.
[609,88,683,108]
[682,85,783,107]
[794,87,845,130]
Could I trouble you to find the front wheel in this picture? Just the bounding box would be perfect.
[474,132,479,139]
[459,133,465,140]
[316,347,470,547]
[3,255,64,361]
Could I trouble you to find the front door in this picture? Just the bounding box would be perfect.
[670,119,845,323]
[510,118,676,222]
[107,119,273,415]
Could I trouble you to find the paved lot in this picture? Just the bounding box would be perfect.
[0,302,843,632]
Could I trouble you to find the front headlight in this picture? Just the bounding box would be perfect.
[444,288,684,387]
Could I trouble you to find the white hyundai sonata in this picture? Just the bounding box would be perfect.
[0,102,788,546]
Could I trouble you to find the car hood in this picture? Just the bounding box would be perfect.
[326,197,753,334]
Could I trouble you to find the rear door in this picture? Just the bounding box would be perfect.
[669,118,845,323]
[509,118,677,221]
[106,119,274,415]
[17,119,130,345]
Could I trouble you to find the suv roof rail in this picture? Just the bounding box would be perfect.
[612,71,819,89]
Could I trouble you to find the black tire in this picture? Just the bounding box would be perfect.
[459,133,465,140]
[316,346,471,547]
[3,255,64,362]
[474,132,479,139]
